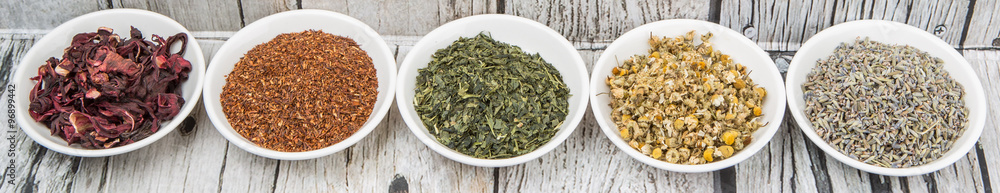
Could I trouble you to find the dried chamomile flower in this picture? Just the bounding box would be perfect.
[719,146,735,158]
[607,31,766,165]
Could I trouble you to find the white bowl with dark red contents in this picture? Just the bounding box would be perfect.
[203,10,397,160]
[12,9,206,157]
[591,19,786,172]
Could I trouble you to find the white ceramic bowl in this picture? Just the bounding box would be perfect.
[591,19,787,172]
[786,20,987,176]
[12,9,205,157]
[203,10,397,160]
[396,14,589,167]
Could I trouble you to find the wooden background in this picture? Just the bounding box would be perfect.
[1,0,998,192]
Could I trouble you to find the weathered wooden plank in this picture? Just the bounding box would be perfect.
[0,27,996,193]
[887,177,905,193]
[69,157,108,193]
[383,35,421,69]
[191,36,232,65]
[964,50,1000,192]
[931,155,986,193]
[834,0,970,48]
[235,0,497,35]
[219,146,278,193]
[0,34,56,193]
[904,176,932,193]
[0,0,496,35]
[963,0,1000,48]
[24,153,80,193]
[295,0,496,36]
[240,0,299,27]
[737,113,831,193]
[111,0,243,30]
[273,155,351,192]
[824,157,873,193]
[505,0,710,42]
[720,0,838,51]
[720,0,970,51]
[0,0,106,29]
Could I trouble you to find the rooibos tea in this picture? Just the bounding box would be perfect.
[221,30,378,152]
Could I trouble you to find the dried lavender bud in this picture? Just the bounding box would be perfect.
[802,37,967,168]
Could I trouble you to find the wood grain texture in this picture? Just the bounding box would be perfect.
[69,158,109,193]
[234,0,497,38]
[302,0,498,35]
[111,0,244,30]
[719,0,837,51]
[964,50,1000,192]
[836,0,970,47]
[240,0,299,26]
[0,0,106,29]
[1,0,497,36]
[1,34,996,193]
[1,1,999,191]
[0,34,48,193]
[720,0,970,51]
[931,154,986,193]
[964,0,1000,48]
[505,0,710,42]
[219,146,278,193]
[736,112,828,193]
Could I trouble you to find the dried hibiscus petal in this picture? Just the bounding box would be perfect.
[28,27,191,149]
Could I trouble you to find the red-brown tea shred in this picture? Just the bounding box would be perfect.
[221,30,378,152]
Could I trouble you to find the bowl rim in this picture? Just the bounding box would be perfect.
[12,8,206,157]
[203,9,398,160]
[589,19,787,172]
[784,20,988,176]
[395,14,590,167]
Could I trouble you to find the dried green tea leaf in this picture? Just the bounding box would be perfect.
[414,32,570,159]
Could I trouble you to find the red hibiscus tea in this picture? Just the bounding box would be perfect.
[28,27,191,149]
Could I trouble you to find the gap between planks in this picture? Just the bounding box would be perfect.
[0,32,997,193]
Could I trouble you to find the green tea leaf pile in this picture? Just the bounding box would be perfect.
[414,33,570,159]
